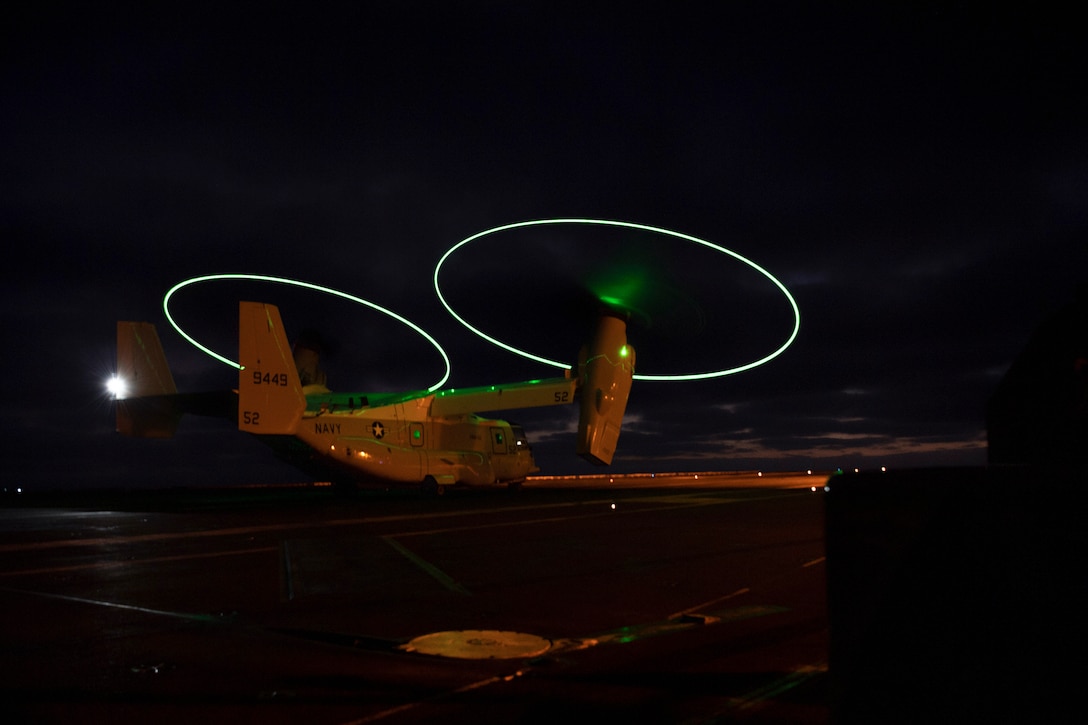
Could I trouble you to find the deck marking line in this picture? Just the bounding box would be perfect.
[0,586,222,622]
[341,672,519,724]
[669,587,750,620]
[381,536,470,595]
[0,492,770,554]
[0,546,276,578]
[0,491,779,554]
[728,662,828,711]
[391,494,755,539]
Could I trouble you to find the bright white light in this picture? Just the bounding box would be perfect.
[107,375,127,399]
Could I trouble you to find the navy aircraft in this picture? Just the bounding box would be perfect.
[113,302,634,493]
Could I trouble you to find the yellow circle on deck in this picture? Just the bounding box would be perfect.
[401,630,552,659]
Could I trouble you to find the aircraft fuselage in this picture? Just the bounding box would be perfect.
[293,393,536,487]
[116,302,634,493]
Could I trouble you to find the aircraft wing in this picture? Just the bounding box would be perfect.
[428,376,578,417]
[430,313,635,465]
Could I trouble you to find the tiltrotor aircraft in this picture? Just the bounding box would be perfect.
[113,301,634,493]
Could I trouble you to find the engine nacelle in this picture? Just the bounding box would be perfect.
[576,313,635,465]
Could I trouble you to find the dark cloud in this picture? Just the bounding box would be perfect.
[3,3,1085,488]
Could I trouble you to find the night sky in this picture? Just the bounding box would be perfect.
[4,3,1086,489]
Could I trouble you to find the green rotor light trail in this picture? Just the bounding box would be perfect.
[163,274,452,392]
[433,219,801,381]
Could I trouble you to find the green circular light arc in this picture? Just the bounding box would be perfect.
[433,218,801,381]
[163,274,451,392]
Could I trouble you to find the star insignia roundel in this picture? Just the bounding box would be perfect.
[372,421,385,439]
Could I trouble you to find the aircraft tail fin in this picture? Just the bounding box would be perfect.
[115,321,181,437]
[237,301,307,435]
[576,313,636,465]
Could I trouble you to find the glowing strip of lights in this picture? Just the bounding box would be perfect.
[434,219,800,381]
[163,274,451,392]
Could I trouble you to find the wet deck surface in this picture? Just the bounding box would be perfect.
[1,472,829,723]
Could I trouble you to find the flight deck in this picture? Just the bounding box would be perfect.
[3,466,1081,723]
[1,472,828,724]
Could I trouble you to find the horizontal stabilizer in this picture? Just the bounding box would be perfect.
[115,322,239,437]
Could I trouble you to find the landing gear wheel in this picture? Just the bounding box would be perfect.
[421,476,444,497]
